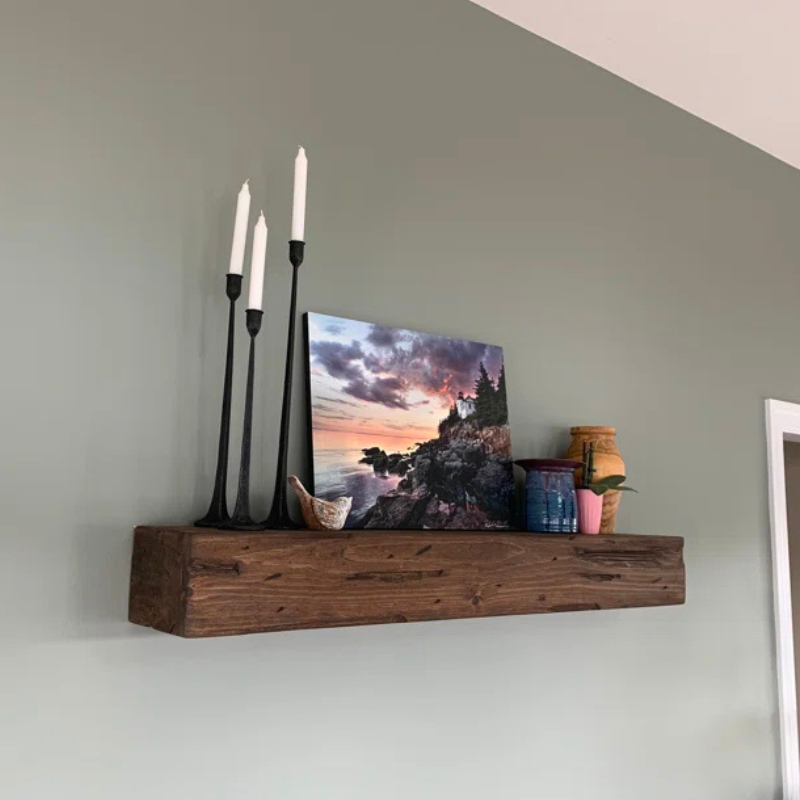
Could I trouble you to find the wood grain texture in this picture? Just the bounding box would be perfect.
[129,527,685,638]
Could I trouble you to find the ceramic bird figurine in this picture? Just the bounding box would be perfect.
[288,475,352,531]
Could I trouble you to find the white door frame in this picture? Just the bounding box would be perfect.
[766,399,800,799]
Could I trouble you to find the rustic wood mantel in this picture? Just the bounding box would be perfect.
[128,526,685,638]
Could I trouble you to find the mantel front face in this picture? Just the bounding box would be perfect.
[128,527,685,638]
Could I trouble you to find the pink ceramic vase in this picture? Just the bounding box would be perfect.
[577,489,603,535]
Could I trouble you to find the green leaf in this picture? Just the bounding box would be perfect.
[597,475,627,488]
[590,485,608,495]
[615,486,638,493]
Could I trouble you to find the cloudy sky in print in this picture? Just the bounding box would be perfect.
[306,313,504,448]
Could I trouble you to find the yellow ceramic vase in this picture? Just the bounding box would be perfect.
[565,426,625,534]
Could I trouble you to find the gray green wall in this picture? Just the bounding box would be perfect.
[2,0,796,797]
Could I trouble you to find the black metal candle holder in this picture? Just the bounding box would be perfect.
[194,273,242,528]
[263,240,305,530]
[223,309,264,531]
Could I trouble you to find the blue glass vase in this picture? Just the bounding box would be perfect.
[514,459,582,533]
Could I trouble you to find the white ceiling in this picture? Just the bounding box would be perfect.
[469,0,800,171]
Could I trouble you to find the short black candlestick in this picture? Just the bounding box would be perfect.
[194,273,242,528]
[263,240,305,530]
[224,309,264,531]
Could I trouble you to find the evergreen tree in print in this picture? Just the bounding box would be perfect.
[495,362,508,425]
[474,361,497,428]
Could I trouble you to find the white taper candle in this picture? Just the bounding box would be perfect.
[248,211,268,310]
[228,180,251,275]
[291,147,308,242]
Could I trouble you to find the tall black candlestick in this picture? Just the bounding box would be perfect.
[224,309,264,531]
[263,240,304,530]
[194,273,242,528]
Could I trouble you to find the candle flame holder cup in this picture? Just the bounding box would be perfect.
[194,273,242,528]
[223,309,264,531]
[263,240,305,530]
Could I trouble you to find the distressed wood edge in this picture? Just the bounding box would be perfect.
[129,527,189,636]
[132,525,685,548]
[180,594,687,639]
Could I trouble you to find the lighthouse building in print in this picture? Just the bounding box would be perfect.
[456,392,476,419]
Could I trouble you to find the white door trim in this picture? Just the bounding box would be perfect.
[766,398,800,800]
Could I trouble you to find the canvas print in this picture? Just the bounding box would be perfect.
[305,313,514,529]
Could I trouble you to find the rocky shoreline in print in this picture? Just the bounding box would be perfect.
[354,418,514,529]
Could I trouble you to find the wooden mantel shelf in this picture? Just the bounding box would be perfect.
[128,526,685,638]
